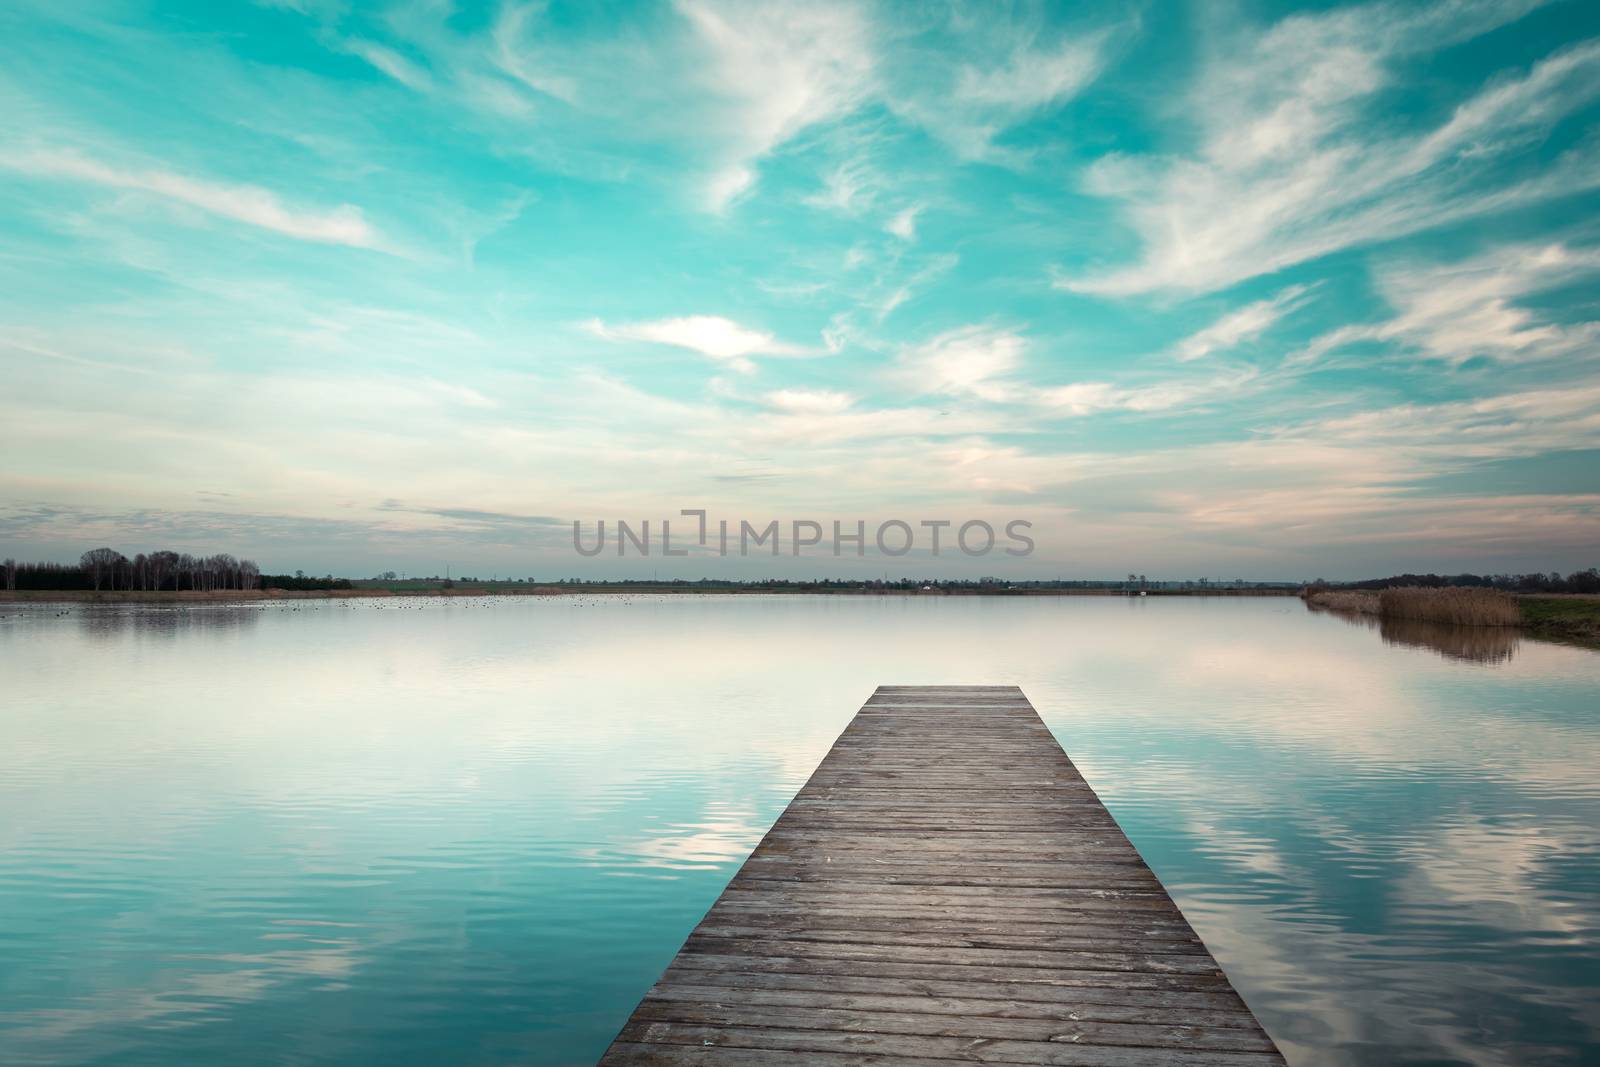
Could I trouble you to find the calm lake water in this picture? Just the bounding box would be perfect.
[2,595,1597,1066]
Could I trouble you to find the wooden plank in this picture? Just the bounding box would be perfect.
[610,1023,1284,1065]
[625,1002,1279,1052]
[647,972,1252,1012]
[664,953,1242,992]
[644,978,1253,1016]
[597,686,1283,1065]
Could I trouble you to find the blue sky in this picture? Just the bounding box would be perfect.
[2,0,1599,579]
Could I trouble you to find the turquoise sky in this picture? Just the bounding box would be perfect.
[2,0,1599,579]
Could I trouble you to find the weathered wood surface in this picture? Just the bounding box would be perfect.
[599,686,1284,1065]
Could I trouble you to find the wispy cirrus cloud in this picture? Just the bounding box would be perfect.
[1065,1,1599,295]
[1298,242,1600,367]
[677,0,876,211]
[1037,370,1260,417]
[583,314,827,372]
[675,1,1125,207]
[955,34,1106,111]
[488,3,581,104]
[266,0,1122,214]
[1176,285,1311,362]
[900,27,1111,161]
[0,147,388,250]
[804,159,880,214]
[338,37,434,92]
[896,324,1258,418]
[1305,382,1600,459]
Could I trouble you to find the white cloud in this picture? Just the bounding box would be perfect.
[0,148,386,250]
[1308,382,1600,460]
[805,160,878,214]
[1176,285,1310,361]
[873,251,958,322]
[341,38,433,92]
[490,3,580,103]
[584,314,820,372]
[892,24,1113,161]
[1299,242,1600,366]
[703,165,756,210]
[764,387,855,414]
[677,0,875,210]
[884,205,921,241]
[1035,381,1600,558]
[895,325,1026,401]
[12,311,1600,573]
[676,5,1117,207]
[1067,2,1596,294]
[893,323,1259,417]
[876,288,911,319]
[1408,34,1600,168]
[1039,369,1259,416]
[334,2,1117,212]
[1034,381,1119,415]
[954,35,1104,111]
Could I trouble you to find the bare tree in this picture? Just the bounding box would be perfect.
[149,550,178,592]
[2,558,14,592]
[212,553,238,591]
[80,547,123,591]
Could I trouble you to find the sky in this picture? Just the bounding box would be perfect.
[2,0,1599,580]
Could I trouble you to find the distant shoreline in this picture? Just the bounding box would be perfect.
[7,586,1592,648]
[0,586,1300,603]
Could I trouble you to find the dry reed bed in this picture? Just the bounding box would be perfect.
[1307,590,1381,615]
[1308,586,1520,627]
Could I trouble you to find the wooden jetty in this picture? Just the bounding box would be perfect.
[600,685,1284,1066]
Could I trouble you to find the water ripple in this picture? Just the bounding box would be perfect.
[1,596,1596,1066]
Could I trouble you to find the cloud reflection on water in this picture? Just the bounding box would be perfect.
[2,595,1597,1066]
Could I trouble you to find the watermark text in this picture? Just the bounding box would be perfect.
[572,510,1034,558]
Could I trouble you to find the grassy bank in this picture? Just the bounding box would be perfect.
[1308,586,1600,647]
[1519,596,1600,645]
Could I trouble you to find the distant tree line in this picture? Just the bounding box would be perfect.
[1310,569,1600,595]
[3,548,261,591]
[258,572,353,591]
[539,576,1295,590]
